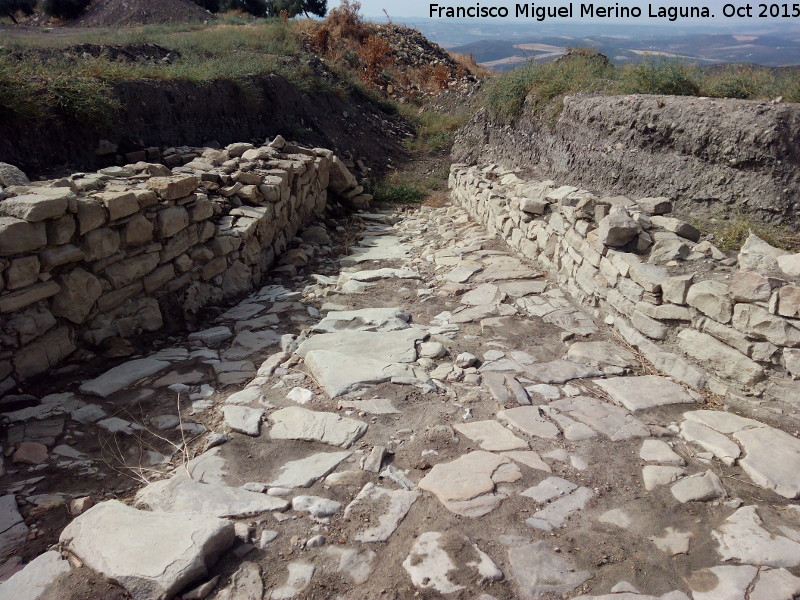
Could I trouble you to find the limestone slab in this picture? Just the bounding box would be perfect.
[297,329,425,363]
[344,483,419,542]
[454,420,528,451]
[79,358,170,397]
[497,406,560,440]
[269,451,352,488]
[269,406,367,448]
[59,500,234,600]
[594,375,695,411]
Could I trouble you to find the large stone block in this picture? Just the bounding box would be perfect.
[733,303,800,347]
[0,217,46,256]
[104,253,160,289]
[0,192,70,222]
[39,244,84,270]
[46,214,76,245]
[597,212,640,247]
[75,199,107,234]
[687,280,733,323]
[95,191,139,221]
[123,214,154,246]
[13,326,75,379]
[51,268,103,324]
[729,271,782,302]
[5,256,40,290]
[157,206,189,238]
[779,285,800,318]
[148,175,198,201]
[0,281,59,313]
[83,227,120,261]
[0,162,29,186]
[677,329,763,385]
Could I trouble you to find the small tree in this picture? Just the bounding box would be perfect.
[41,0,92,19]
[0,0,36,24]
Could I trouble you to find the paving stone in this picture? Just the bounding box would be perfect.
[303,350,394,397]
[322,547,377,585]
[59,500,234,600]
[549,396,651,440]
[680,420,740,466]
[12,441,48,465]
[594,375,696,411]
[713,505,800,567]
[497,406,560,440]
[214,562,263,600]
[0,550,71,600]
[223,330,281,360]
[222,405,263,436]
[520,477,577,503]
[650,527,692,555]
[599,508,632,529]
[688,565,758,600]
[639,439,685,465]
[445,264,482,283]
[524,360,603,384]
[271,562,315,600]
[313,307,411,333]
[750,567,800,600]
[342,267,420,282]
[733,426,800,498]
[454,420,528,451]
[297,329,425,363]
[525,486,593,531]
[643,465,687,490]
[187,326,233,345]
[566,341,637,369]
[343,483,419,542]
[505,539,592,599]
[135,476,288,517]
[418,451,521,517]
[79,358,171,397]
[501,450,551,473]
[402,531,503,594]
[269,451,352,488]
[269,407,367,448]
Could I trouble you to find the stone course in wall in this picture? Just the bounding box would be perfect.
[450,163,800,400]
[0,137,368,392]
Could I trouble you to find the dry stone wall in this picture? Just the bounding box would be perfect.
[0,138,367,392]
[450,163,800,398]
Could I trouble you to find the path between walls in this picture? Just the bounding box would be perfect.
[3,199,800,600]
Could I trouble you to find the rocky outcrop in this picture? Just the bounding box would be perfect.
[0,139,366,391]
[453,95,800,224]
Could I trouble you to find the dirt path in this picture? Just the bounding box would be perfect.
[3,198,800,600]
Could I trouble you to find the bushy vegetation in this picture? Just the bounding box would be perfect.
[694,211,800,252]
[0,0,35,23]
[189,0,326,17]
[40,0,90,19]
[485,49,800,120]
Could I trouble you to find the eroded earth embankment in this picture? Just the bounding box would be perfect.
[453,94,800,224]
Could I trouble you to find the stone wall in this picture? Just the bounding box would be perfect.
[0,138,367,393]
[450,163,800,398]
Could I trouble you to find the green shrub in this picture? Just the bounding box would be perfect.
[366,181,427,204]
[484,48,614,120]
[617,59,700,96]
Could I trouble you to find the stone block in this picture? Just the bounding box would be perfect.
[0,192,70,222]
[778,285,800,318]
[662,274,693,305]
[76,199,107,234]
[51,268,103,324]
[5,256,40,289]
[786,349,800,378]
[96,281,143,313]
[629,263,668,293]
[0,281,59,313]
[13,326,75,379]
[597,212,640,247]
[46,214,76,245]
[143,264,175,293]
[687,280,733,323]
[95,191,139,221]
[635,301,691,321]
[729,271,782,302]
[733,303,800,347]
[650,215,701,242]
[157,206,190,239]
[189,198,214,222]
[148,175,198,201]
[0,217,46,256]
[677,329,764,385]
[123,214,154,246]
[631,310,669,340]
[39,244,84,270]
[133,190,159,209]
[104,253,159,289]
[83,228,120,261]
